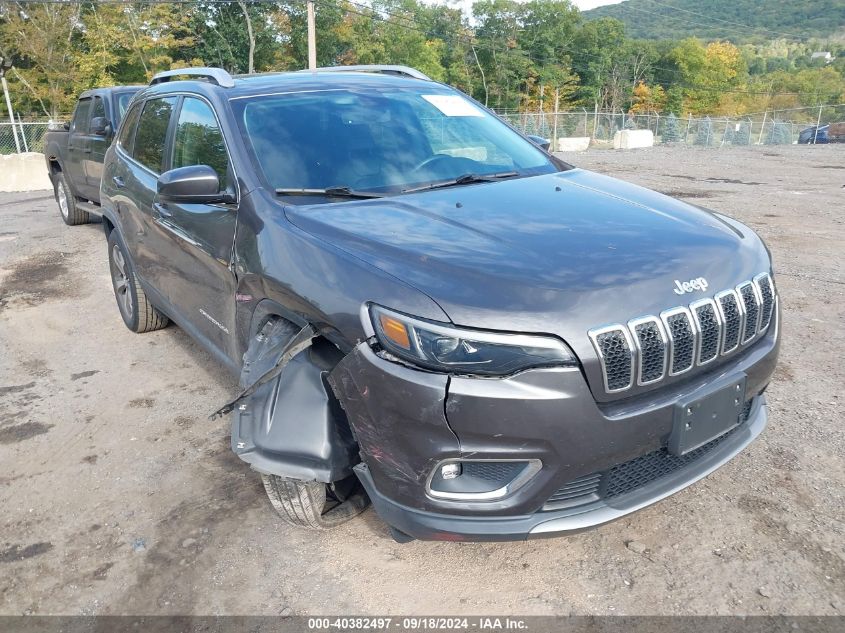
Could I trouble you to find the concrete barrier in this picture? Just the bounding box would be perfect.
[613,129,654,150]
[555,137,591,152]
[0,152,52,192]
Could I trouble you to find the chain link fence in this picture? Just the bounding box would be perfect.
[3,105,844,155]
[0,121,56,155]
[497,104,845,148]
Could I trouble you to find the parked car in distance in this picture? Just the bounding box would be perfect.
[798,124,829,144]
[799,121,845,144]
[99,66,780,542]
[44,86,141,225]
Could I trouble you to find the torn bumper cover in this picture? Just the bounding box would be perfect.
[329,332,778,542]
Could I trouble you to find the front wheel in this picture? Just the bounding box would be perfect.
[261,474,370,529]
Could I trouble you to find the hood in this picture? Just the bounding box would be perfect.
[284,169,770,348]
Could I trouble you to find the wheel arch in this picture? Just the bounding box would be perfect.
[230,308,360,483]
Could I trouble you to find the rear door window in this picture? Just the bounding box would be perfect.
[117,103,142,155]
[70,98,92,134]
[90,96,106,125]
[133,97,178,174]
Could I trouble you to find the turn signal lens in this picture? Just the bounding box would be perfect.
[378,314,412,350]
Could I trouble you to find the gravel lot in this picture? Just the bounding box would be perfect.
[0,145,843,616]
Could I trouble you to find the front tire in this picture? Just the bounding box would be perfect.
[55,172,89,226]
[262,474,369,529]
[107,232,169,333]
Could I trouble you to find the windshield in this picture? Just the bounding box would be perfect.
[115,91,140,124]
[230,86,558,198]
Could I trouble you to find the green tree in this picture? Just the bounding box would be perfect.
[662,112,680,143]
[734,120,752,145]
[694,116,713,145]
[0,1,82,117]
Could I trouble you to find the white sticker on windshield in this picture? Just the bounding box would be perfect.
[421,94,484,117]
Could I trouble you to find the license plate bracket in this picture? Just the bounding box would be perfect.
[669,376,747,457]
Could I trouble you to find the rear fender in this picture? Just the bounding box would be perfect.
[230,317,359,483]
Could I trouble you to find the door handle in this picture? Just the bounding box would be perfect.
[153,202,173,218]
[112,176,125,188]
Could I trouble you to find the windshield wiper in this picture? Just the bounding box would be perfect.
[274,186,385,199]
[401,171,520,194]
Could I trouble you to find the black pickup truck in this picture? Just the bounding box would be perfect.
[44,86,140,225]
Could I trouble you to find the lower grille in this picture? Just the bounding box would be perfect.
[543,398,757,511]
[605,425,739,499]
[544,473,602,508]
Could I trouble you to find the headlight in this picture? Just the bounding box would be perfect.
[369,305,578,376]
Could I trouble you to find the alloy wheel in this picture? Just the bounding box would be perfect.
[57,182,69,219]
[111,245,133,320]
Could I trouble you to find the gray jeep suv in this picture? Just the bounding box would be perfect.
[100,66,779,542]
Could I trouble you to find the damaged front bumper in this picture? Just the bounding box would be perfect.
[355,401,767,541]
[330,322,779,542]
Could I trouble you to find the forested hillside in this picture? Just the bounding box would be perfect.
[585,0,845,41]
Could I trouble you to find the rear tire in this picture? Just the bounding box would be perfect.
[107,231,169,333]
[262,474,370,529]
[55,172,89,226]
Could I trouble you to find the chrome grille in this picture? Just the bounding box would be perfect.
[754,273,775,332]
[629,317,667,385]
[691,299,721,365]
[738,282,760,344]
[589,273,775,394]
[715,290,742,354]
[588,326,634,392]
[662,308,696,375]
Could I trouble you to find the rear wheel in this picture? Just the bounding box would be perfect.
[261,474,370,529]
[55,172,89,226]
[107,232,169,333]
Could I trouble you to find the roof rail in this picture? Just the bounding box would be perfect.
[150,67,235,88]
[303,65,431,81]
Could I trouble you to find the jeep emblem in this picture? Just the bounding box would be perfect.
[673,277,709,295]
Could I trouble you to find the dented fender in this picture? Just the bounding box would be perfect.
[328,342,461,509]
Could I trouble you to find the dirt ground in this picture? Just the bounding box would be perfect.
[1,145,843,616]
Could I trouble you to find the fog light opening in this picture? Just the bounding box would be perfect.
[427,459,542,501]
[441,463,462,480]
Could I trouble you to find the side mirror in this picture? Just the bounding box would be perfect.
[157,165,230,204]
[90,116,110,136]
[526,135,551,152]
[62,121,70,131]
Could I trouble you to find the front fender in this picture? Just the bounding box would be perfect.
[230,319,358,483]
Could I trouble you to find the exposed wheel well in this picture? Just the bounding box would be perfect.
[102,216,115,238]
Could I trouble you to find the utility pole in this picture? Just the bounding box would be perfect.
[306,0,317,71]
[0,57,21,154]
[813,104,823,145]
